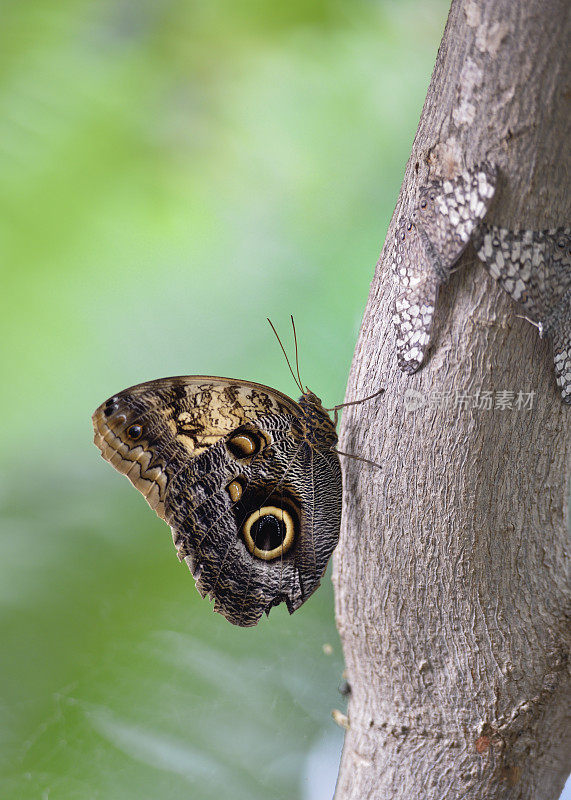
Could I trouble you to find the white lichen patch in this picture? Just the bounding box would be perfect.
[464,1,481,27]
[453,58,483,126]
[476,21,510,54]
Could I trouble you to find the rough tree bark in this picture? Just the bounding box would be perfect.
[333,1,570,798]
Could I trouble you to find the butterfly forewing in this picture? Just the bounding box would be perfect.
[92,376,342,625]
[391,162,497,373]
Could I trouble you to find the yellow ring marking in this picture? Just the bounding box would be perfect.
[243,505,295,561]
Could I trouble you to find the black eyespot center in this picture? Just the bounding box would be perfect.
[250,513,286,552]
[126,424,143,440]
[406,222,413,232]
[420,199,427,209]
[239,494,300,561]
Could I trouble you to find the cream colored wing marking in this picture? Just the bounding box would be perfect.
[92,376,299,521]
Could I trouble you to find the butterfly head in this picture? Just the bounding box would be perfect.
[299,388,322,406]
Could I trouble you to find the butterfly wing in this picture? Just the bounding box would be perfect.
[475,226,571,324]
[416,162,497,276]
[93,376,342,625]
[392,217,440,374]
[552,308,571,404]
[93,376,298,519]
[391,162,497,374]
[474,226,571,403]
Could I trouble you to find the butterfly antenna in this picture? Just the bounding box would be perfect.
[267,318,303,393]
[290,315,304,392]
[515,313,543,335]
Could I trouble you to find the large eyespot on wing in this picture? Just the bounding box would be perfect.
[242,505,297,561]
[165,414,342,627]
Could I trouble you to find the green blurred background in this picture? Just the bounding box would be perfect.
[0,1,449,798]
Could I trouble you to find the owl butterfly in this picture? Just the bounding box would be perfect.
[391,161,497,374]
[92,324,382,626]
[474,225,571,403]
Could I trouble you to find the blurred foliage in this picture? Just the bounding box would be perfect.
[0,0,449,797]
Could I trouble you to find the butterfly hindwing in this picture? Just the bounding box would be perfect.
[93,377,342,625]
[552,316,571,404]
[552,313,571,404]
[474,226,571,403]
[391,162,497,373]
[474,226,571,318]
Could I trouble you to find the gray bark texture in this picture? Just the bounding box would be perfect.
[333,0,570,798]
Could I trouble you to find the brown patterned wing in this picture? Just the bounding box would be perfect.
[92,377,342,626]
[93,376,298,517]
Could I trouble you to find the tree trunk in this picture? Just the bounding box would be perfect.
[333,1,570,798]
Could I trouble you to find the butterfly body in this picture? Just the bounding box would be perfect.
[391,162,497,374]
[93,376,342,626]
